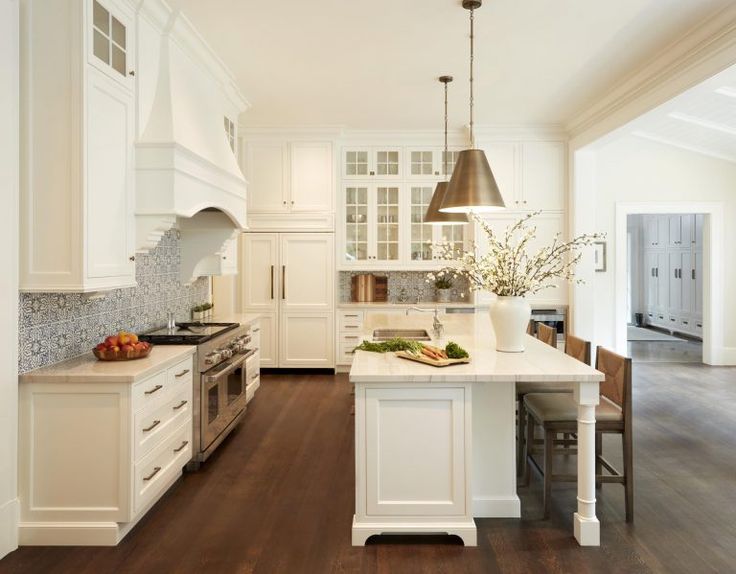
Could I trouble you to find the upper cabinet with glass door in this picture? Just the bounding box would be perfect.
[409,185,465,263]
[405,148,462,180]
[89,0,135,91]
[343,147,402,180]
[342,184,401,264]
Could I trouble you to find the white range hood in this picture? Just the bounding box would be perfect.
[135,6,249,259]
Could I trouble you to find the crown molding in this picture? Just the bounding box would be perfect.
[567,4,736,148]
[472,124,568,141]
[239,125,346,139]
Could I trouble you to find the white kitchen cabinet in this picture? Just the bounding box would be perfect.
[21,0,137,292]
[404,148,462,179]
[668,215,692,248]
[693,214,704,250]
[644,215,668,248]
[241,233,335,368]
[343,147,402,179]
[19,351,195,545]
[479,141,565,212]
[245,140,333,215]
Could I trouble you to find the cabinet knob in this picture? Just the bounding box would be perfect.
[283,200,287,205]
[370,171,375,176]
[129,70,135,76]
[129,255,135,262]
[291,200,295,205]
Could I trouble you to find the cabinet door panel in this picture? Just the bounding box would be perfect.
[256,312,279,367]
[694,214,704,250]
[668,215,682,248]
[241,233,279,311]
[246,142,287,212]
[364,386,466,516]
[656,252,668,313]
[521,142,565,211]
[290,142,332,212]
[279,312,334,368]
[280,234,334,309]
[645,251,658,310]
[86,70,134,281]
[680,251,692,316]
[667,252,680,314]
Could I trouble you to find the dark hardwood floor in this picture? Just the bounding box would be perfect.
[2,364,736,574]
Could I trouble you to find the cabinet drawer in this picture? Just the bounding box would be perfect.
[132,371,168,412]
[134,420,192,514]
[250,323,261,350]
[134,385,192,462]
[340,332,362,345]
[167,357,193,388]
[339,341,357,364]
[339,311,364,331]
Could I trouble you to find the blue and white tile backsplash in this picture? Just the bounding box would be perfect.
[338,271,471,304]
[18,230,210,373]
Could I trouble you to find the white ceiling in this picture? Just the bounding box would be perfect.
[167,0,733,130]
[627,65,736,163]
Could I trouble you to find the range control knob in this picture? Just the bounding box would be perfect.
[204,351,220,365]
[219,348,233,360]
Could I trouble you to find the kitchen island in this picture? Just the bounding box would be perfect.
[350,312,604,547]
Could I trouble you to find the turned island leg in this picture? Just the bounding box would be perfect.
[573,380,600,546]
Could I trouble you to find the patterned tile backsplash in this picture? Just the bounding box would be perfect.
[338,271,472,304]
[18,230,210,373]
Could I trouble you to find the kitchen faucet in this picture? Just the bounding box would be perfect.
[406,307,444,339]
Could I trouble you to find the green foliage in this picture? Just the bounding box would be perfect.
[445,341,469,359]
[354,338,424,354]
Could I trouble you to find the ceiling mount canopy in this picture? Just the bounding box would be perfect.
[440,0,505,214]
[425,75,469,225]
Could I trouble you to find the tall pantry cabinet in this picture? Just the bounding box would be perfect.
[240,134,336,369]
[240,233,335,368]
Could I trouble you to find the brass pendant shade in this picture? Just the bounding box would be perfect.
[438,0,506,214]
[439,149,505,213]
[425,181,469,224]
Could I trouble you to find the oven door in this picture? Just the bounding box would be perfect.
[201,352,251,451]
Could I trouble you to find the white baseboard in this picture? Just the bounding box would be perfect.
[472,495,521,518]
[704,346,736,366]
[19,522,121,546]
[0,498,19,559]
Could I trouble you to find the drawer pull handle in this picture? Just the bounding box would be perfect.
[142,420,161,432]
[172,400,188,411]
[252,328,260,333]
[251,372,259,381]
[173,440,189,453]
[345,314,359,318]
[175,369,190,378]
[143,466,162,482]
[144,384,163,395]
[344,336,359,340]
[344,325,358,329]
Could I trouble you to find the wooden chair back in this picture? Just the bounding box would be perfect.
[536,323,557,348]
[527,320,534,335]
[595,346,633,421]
[565,334,591,365]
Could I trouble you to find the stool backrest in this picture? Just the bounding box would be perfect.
[536,323,557,348]
[595,346,633,421]
[565,334,591,365]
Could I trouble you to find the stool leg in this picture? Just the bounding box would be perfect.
[523,414,535,487]
[543,427,553,519]
[517,396,526,475]
[623,431,634,522]
[595,431,602,490]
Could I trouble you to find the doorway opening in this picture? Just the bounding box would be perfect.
[626,213,704,363]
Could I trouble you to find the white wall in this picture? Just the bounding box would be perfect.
[0,0,19,559]
[591,135,736,351]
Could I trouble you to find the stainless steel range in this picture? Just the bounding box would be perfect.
[140,321,258,468]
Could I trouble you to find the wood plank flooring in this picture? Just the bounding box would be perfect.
[2,363,736,574]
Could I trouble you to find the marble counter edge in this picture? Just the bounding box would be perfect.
[19,346,196,385]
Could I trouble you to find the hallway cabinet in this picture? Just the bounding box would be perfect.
[240,233,334,368]
[642,214,703,337]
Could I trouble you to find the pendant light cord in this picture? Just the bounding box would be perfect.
[469,6,475,148]
[443,80,449,179]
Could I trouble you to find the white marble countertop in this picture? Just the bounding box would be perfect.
[20,345,196,384]
[210,312,261,325]
[350,312,602,384]
[338,301,477,309]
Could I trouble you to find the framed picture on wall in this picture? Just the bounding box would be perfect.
[593,241,607,272]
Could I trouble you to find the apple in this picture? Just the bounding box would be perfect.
[105,335,119,348]
[95,343,106,351]
[129,333,139,344]
[121,344,134,352]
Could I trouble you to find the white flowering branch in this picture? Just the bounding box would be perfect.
[432,211,605,297]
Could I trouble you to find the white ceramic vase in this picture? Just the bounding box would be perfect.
[489,296,531,352]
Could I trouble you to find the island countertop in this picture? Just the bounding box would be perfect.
[350,311,603,384]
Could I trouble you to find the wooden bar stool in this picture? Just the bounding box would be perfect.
[523,346,633,522]
[516,333,591,473]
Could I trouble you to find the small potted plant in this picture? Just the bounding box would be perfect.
[427,269,454,303]
[191,304,206,321]
[202,302,214,319]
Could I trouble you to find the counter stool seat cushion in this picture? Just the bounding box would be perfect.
[516,381,573,395]
[524,393,623,423]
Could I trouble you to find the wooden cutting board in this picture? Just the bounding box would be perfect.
[394,351,471,367]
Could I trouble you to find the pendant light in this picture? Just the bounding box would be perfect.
[439,0,505,213]
[425,76,469,225]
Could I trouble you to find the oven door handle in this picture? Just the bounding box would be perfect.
[203,353,248,384]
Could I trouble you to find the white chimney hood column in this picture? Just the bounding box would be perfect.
[135,7,249,253]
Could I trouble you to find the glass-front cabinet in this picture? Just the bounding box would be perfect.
[343,147,402,179]
[343,185,401,263]
[89,0,134,90]
[405,148,462,180]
